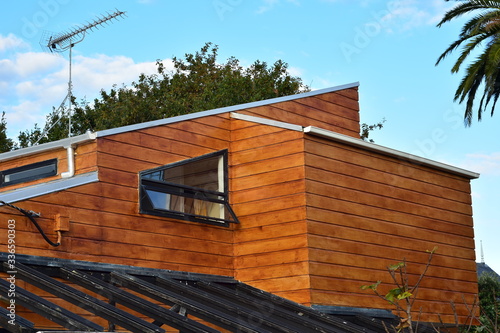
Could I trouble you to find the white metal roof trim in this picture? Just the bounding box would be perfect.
[0,171,99,204]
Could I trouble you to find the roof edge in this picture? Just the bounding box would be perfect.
[304,126,480,179]
[230,112,303,131]
[0,131,97,162]
[96,82,359,137]
[0,171,99,204]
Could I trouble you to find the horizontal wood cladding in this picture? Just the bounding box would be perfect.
[237,88,360,138]
[0,115,236,278]
[304,136,477,324]
[231,119,310,296]
[0,141,97,192]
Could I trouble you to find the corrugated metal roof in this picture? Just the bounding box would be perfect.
[0,252,403,333]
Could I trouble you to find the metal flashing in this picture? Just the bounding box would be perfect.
[230,112,303,131]
[96,82,359,138]
[0,131,97,162]
[304,126,480,179]
[0,171,99,204]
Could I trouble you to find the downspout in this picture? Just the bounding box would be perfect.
[61,145,75,178]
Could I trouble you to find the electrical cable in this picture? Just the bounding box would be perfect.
[0,201,60,247]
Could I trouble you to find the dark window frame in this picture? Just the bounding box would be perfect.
[0,159,58,187]
[139,150,239,227]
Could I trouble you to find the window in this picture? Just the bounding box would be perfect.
[139,150,239,226]
[0,159,58,187]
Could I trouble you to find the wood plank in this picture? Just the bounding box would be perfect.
[306,152,471,204]
[234,234,308,256]
[240,275,311,293]
[317,89,360,110]
[331,87,359,101]
[306,181,472,224]
[231,166,305,192]
[294,95,359,118]
[308,205,473,239]
[240,105,359,137]
[307,192,473,228]
[308,212,474,249]
[66,223,231,255]
[231,122,295,142]
[305,138,472,193]
[235,261,309,281]
[308,249,477,283]
[235,206,306,229]
[307,163,473,214]
[234,220,307,243]
[230,128,303,152]
[159,117,231,140]
[141,122,230,149]
[307,234,476,269]
[232,179,305,204]
[234,248,309,268]
[232,153,304,178]
[231,139,303,165]
[233,193,306,217]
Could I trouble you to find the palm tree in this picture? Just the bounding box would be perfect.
[436,0,500,126]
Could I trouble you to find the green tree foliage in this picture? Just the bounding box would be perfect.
[360,118,386,142]
[474,273,500,333]
[0,112,15,153]
[18,43,308,147]
[436,0,500,126]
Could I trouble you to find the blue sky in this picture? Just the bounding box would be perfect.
[1,0,499,273]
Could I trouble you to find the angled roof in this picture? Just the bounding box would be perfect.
[477,262,500,281]
[0,83,359,162]
[0,252,401,333]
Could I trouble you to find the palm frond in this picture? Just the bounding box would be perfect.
[437,0,500,124]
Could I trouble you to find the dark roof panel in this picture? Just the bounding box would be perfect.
[1,253,394,333]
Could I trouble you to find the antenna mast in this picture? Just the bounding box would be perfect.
[39,10,126,141]
[480,240,485,264]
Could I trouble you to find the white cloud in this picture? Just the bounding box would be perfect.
[378,0,454,32]
[0,33,29,53]
[460,152,500,176]
[1,40,175,138]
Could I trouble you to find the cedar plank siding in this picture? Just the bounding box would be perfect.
[237,87,360,138]
[304,135,477,323]
[0,114,235,277]
[0,85,480,328]
[230,118,311,304]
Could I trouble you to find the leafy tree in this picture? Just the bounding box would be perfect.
[361,118,386,142]
[436,0,500,126]
[0,112,15,153]
[473,273,500,333]
[18,43,308,146]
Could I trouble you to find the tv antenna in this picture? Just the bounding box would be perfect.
[38,9,126,141]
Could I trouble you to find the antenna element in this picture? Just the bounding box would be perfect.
[38,10,126,142]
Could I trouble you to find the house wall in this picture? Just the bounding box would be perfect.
[237,87,360,138]
[0,86,479,327]
[304,135,478,324]
[229,118,311,304]
[0,114,235,277]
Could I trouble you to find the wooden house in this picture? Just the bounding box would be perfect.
[0,82,480,331]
